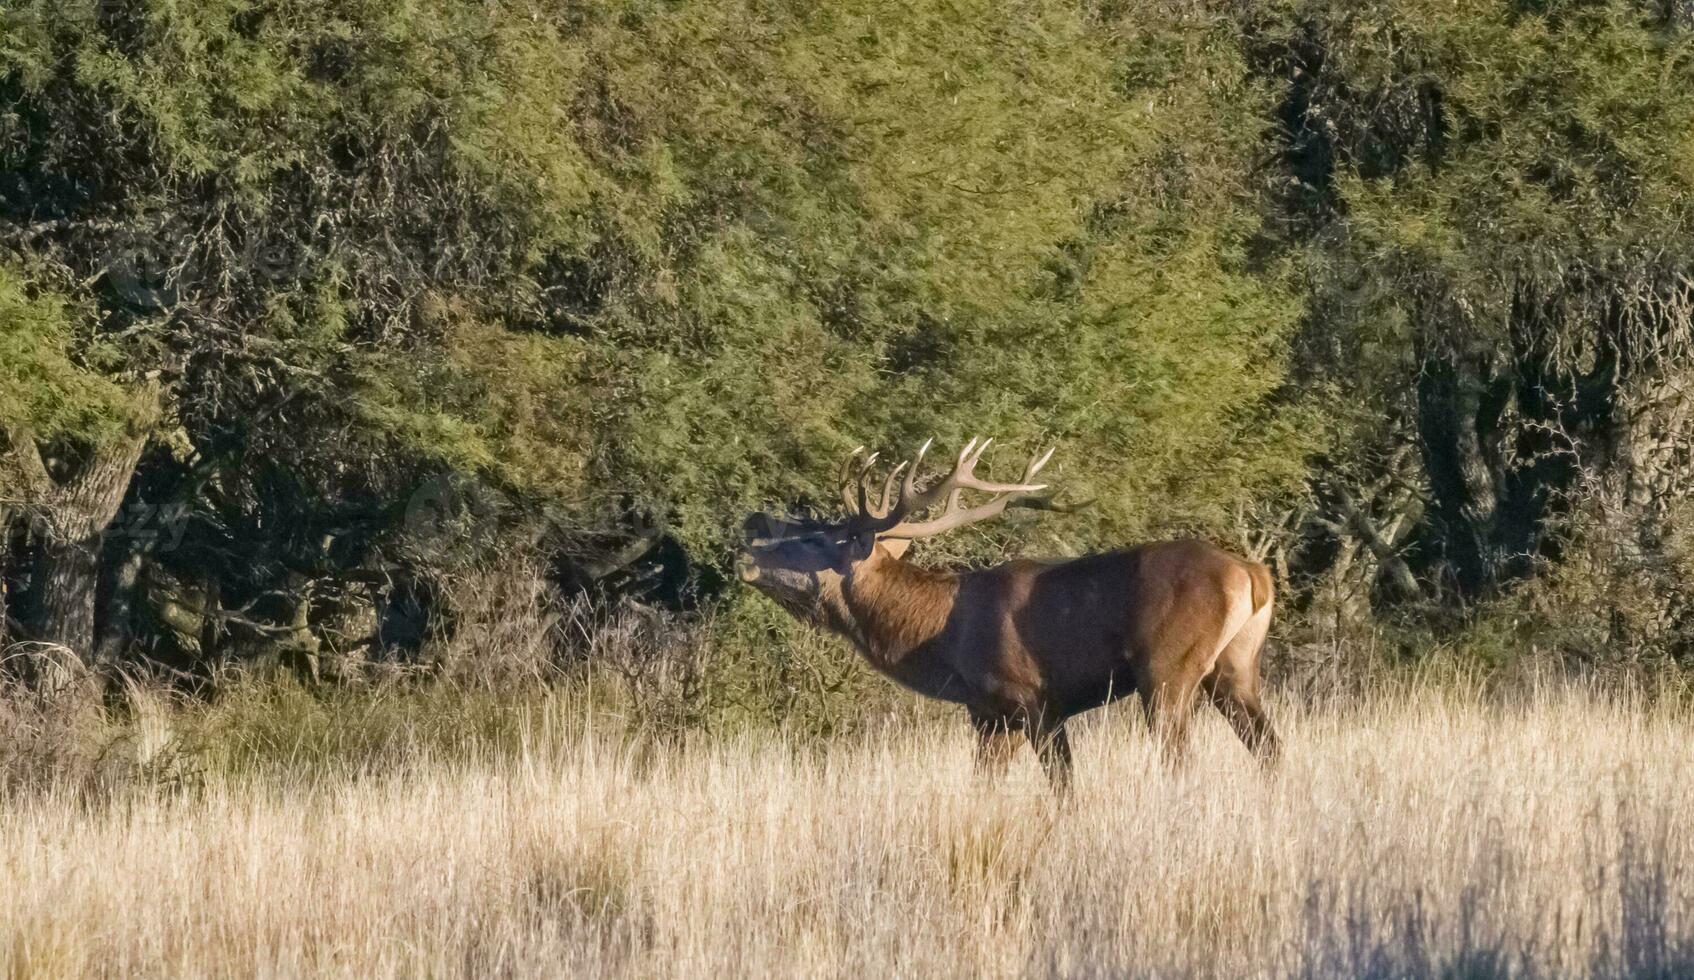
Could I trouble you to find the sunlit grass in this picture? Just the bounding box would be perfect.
[2,684,1691,977]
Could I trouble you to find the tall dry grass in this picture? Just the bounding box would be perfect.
[2,683,1692,978]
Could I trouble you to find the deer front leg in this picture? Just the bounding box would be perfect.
[970,710,1020,781]
[1028,710,1073,797]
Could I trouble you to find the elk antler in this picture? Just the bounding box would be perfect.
[838,446,911,519]
[842,438,1057,540]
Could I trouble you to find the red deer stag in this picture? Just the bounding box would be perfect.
[736,438,1279,790]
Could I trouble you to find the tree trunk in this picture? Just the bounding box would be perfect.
[0,505,13,644]
[31,430,152,662]
[35,533,103,656]
[1413,341,1577,602]
[96,545,145,667]
[8,389,157,666]
[1415,353,1505,598]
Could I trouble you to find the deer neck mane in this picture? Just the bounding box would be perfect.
[836,546,958,667]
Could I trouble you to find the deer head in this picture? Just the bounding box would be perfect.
[736,438,1057,623]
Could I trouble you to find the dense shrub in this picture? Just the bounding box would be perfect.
[3,0,1693,676]
[2,0,1309,668]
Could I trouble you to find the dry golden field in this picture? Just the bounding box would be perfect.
[3,683,1693,979]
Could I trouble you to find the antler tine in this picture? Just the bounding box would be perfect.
[853,451,881,516]
[838,446,866,512]
[898,438,933,507]
[945,437,1049,496]
[838,440,931,533]
[874,439,1062,540]
[876,461,909,516]
[843,437,1067,540]
[1022,446,1056,483]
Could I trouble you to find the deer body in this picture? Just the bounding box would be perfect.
[739,439,1280,790]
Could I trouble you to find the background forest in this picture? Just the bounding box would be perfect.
[5,0,1694,721]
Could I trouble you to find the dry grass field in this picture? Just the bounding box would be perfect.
[3,682,1692,979]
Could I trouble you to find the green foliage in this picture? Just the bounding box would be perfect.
[3,0,1310,561]
[12,0,1692,672]
[0,265,130,442]
[1245,0,1694,613]
[1280,0,1694,368]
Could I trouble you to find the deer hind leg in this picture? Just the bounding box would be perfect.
[1203,596,1280,767]
[1139,659,1207,768]
[1140,580,1259,767]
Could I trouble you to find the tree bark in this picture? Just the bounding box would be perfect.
[34,532,104,656]
[30,429,151,661]
[7,388,158,665]
[0,505,13,644]
[1415,354,1501,598]
[96,545,145,667]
